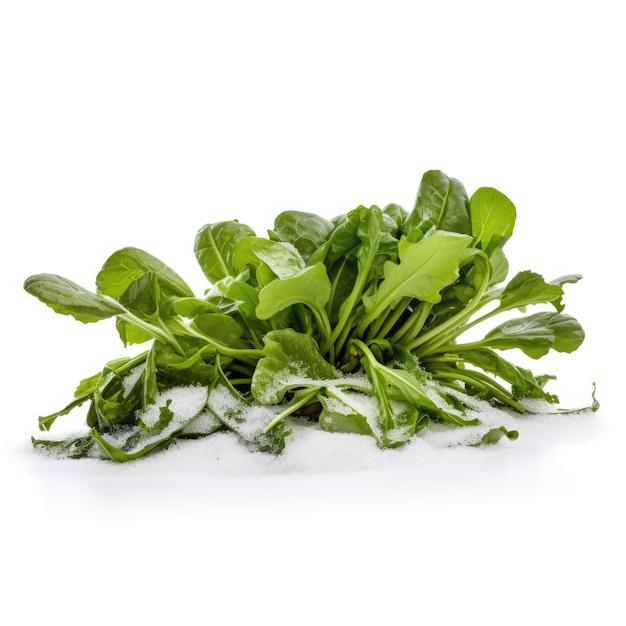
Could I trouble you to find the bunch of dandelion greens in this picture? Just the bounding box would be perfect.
[24,170,597,461]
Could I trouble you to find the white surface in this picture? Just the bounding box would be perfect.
[1,2,624,624]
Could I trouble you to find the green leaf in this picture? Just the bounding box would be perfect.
[92,363,145,427]
[194,220,256,284]
[333,206,386,330]
[37,396,91,432]
[206,383,289,454]
[142,344,158,408]
[269,210,335,262]
[192,313,251,350]
[470,187,516,254]
[256,263,332,320]
[356,354,422,447]
[458,349,559,403]
[480,312,585,358]
[324,209,364,266]
[473,426,519,446]
[488,247,509,286]
[178,409,224,438]
[92,385,209,462]
[382,203,408,234]
[154,338,217,386]
[319,388,377,437]
[362,231,472,320]
[32,435,99,459]
[375,363,478,427]
[73,353,147,400]
[118,271,160,319]
[96,247,193,299]
[24,274,124,323]
[212,274,268,343]
[214,274,260,319]
[499,270,568,312]
[139,398,174,433]
[163,297,221,319]
[326,258,358,324]
[234,236,305,283]
[115,318,155,346]
[252,329,340,404]
[404,170,471,236]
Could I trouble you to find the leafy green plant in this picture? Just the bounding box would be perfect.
[25,170,597,461]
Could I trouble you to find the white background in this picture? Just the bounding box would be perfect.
[1,1,624,624]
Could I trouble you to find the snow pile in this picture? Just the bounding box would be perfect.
[29,386,600,477]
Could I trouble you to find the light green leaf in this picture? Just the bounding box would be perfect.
[256,263,331,320]
[96,247,193,299]
[470,187,516,254]
[362,231,472,321]
[234,236,305,283]
[24,274,124,323]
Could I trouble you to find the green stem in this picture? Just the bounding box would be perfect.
[364,306,389,341]
[333,318,357,364]
[118,312,185,355]
[419,339,486,358]
[228,378,253,386]
[324,222,381,354]
[312,307,335,363]
[432,366,526,413]
[367,297,411,342]
[406,255,491,355]
[264,388,321,432]
[390,301,432,345]
[170,318,263,366]
[447,297,528,339]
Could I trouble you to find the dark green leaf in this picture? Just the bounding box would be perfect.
[481,312,585,358]
[119,271,160,318]
[382,203,408,234]
[32,435,99,459]
[92,385,209,462]
[404,170,471,236]
[325,208,364,266]
[194,220,256,284]
[37,396,91,432]
[154,338,217,386]
[499,270,567,311]
[473,426,519,445]
[269,210,335,262]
